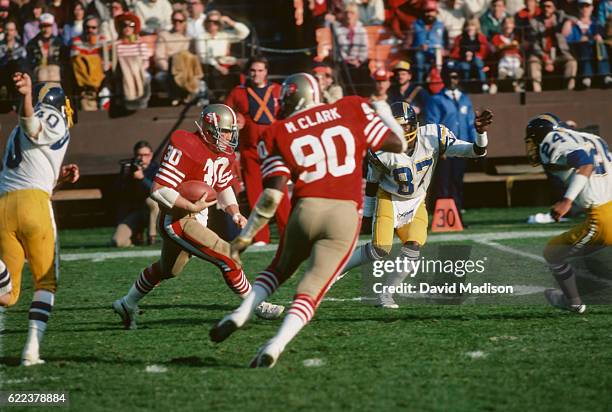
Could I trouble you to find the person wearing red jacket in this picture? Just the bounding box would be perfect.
[450,18,490,93]
[225,55,290,245]
[492,16,524,91]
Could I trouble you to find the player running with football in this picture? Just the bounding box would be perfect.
[339,102,494,308]
[112,104,284,329]
[524,114,612,313]
[0,73,80,366]
[209,72,408,368]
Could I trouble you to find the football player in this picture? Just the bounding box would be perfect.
[0,73,79,366]
[525,114,612,313]
[112,104,285,329]
[209,72,408,367]
[339,102,494,308]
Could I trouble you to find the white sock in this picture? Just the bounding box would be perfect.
[23,290,54,359]
[267,313,305,353]
[232,283,270,326]
[342,244,374,273]
[0,259,12,296]
[125,264,160,307]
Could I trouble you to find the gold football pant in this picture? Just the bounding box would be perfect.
[373,190,428,254]
[0,189,58,306]
[544,200,612,264]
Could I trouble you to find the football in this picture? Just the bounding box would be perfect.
[177,180,216,202]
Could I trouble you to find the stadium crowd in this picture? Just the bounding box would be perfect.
[0,0,611,112]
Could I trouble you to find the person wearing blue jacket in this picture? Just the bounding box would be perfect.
[412,1,448,84]
[425,63,478,217]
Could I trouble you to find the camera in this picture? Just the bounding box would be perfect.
[119,158,145,175]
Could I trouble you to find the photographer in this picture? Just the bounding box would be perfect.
[111,141,160,247]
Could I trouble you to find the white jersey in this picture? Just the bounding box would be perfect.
[0,104,70,196]
[539,127,612,208]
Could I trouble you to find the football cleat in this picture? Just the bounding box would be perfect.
[249,344,281,368]
[376,293,399,309]
[21,354,45,367]
[209,316,239,343]
[254,301,285,320]
[112,298,138,329]
[544,289,586,314]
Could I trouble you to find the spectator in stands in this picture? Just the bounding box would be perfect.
[426,63,477,221]
[480,0,510,39]
[48,0,71,31]
[186,0,206,38]
[332,2,370,94]
[492,16,524,91]
[352,0,385,26]
[313,62,344,103]
[195,10,250,99]
[134,0,173,34]
[0,21,27,109]
[23,0,58,44]
[515,0,541,42]
[26,13,64,82]
[101,0,127,41]
[112,12,152,110]
[450,18,490,93]
[369,67,393,115]
[112,140,160,247]
[386,0,424,42]
[597,0,611,27]
[438,0,470,42]
[566,0,612,88]
[412,1,448,84]
[71,16,108,110]
[225,55,291,246]
[155,10,203,105]
[526,0,576,92]
[62,1,86,45]
[0,0,12,41]
[387,60,429,114]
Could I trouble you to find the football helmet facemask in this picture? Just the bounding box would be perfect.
[33,82,75,128]
[278,72,321,119]
[390,101,418,143]
[525,113,560,166]
[196,104,239,154]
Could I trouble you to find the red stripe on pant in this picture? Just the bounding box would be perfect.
[287,293,316,324]
[241,148,291,243]
[165,215,251,296]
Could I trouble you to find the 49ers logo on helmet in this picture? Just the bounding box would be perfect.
[204,112,220,126]
[286,83,298,96]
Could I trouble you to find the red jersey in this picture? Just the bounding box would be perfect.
[258,96,392,207]
[154,130,235,193]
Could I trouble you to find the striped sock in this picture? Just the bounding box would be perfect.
[0,260,11,296]
[125,263,161,307]
[268,294,316,352]
[227,269,252,298]
[23,290,54,359]
[254,270,280,297]
[550,262,582,305]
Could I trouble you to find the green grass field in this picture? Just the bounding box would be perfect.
[1,207,612,411]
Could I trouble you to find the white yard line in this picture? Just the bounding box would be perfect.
[61,230,564,262]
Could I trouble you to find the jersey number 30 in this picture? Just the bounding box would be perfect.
[290,125,356,183]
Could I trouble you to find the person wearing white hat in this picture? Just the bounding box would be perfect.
[25,13,64,82]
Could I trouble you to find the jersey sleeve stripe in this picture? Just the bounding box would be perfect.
[364,117,381,136]
[160,162,186,178]
[155,173,179,188]
[262,166,290,178]
[158,167,184,184]
[261,160,287,174]
[370,125,389,148]
[261,155,284,168]
[367,121,385,144]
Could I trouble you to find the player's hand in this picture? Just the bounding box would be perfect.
[13,72,32,96]
[190,193,217,213]
[475,109,494,134]
[58,164,80,185]
[551,198,573,221]
[230,236,252,264]
[232,213,248,229]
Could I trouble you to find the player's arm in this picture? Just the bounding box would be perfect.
[375,104,407,153]
[230,175,288,260]
[550,151,595,221]
[217,186,247,228]
[443,110,493,158]
[150,181,216,214]
[14,72,42,139]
